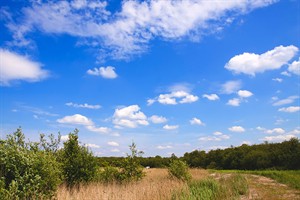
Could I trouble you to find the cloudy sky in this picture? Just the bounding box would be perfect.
[0,0,299,157]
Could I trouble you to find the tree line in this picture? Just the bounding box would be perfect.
[99,138,300,170]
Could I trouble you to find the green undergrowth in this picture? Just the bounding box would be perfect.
[172,174,248,200]
[211,170,300,190]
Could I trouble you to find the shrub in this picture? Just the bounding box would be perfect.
[0,128,62,199]
[96,142,145,183]
[168,159,191,181]
[59,129,98,188]
[97,165,120,183]
[118,142,145,182]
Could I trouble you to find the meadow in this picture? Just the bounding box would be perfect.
[1,130,299,199]
[57,168,300,200]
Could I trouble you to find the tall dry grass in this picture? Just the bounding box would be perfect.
[57,168,209,200]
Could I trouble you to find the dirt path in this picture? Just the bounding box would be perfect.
[240,174,300,200]
[210,173,300,200]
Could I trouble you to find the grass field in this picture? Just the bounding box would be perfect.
[57,169,209,200]
[57,169,300,200]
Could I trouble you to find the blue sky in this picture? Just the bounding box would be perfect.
[0,0,299,157]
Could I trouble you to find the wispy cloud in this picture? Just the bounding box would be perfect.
[221,80,242,94]
[107,141,119,147]
[272,96,299,106]
[199,132,230,141]
[4,0,278,60]
[66,102,101,109]
[156,145,172,150]
[19,104,58,117]
[278,106,300,113]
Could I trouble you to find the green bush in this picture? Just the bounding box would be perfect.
[0,128,62,199]
[168,159,191,181]
[97,165,120,183]
[96,142,145,183]
[118,142,145,182]
[59,129,98,188]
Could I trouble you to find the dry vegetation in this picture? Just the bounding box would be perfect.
[57,168,209,200]
[57,169,300,200]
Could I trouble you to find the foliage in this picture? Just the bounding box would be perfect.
[183,138,300,170]
[98,166,120,183]
[59,129,98,188]
[0,128,62,199]
[168,159,191,181]
[118,142,145,182]
[172,174,248,200]
[95,142,145,183]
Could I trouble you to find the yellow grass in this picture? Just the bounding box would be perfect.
[56,168,209,200]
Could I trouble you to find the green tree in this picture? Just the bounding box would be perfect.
[168,159,191,181]
[118,142,145,182]
[59,129,98,188]
[0,128,62,199]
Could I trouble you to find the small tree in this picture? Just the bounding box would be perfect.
[118,142,145,182]
[59,129,98,188]
[168,159,191,182]
[0,128,62,199]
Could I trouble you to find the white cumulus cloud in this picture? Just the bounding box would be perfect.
[0,49,49,86]
[87,66,117,79]
[57,114,93,126]
[163,124,178,130]
[149,90,198,105]
[261,134,295,142]
[227,98,241,106]
[264,128,285,134]
[237,90,253,98]
[57,114,110,134]
[228,126,245,132]
[202,94,220,101]
[113,105,149,128]
[288,57,300,75]
[190,117,205,126]
[225,45,299,76]
[149,115,167,124]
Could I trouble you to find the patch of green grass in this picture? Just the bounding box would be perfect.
[211,170,300,190]
[172,174,248,200]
